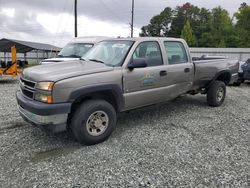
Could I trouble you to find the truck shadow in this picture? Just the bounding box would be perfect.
[116,95,207,132]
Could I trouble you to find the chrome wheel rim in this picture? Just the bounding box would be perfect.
[86,111,109,136]
[216,87,224,102]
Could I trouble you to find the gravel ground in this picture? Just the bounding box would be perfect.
[0,78,249,188]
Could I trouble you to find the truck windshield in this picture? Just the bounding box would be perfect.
[83,41,134,66]
[58,43,94,58]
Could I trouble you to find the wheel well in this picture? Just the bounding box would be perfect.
[216,72,231,85]
[70,90,119,113]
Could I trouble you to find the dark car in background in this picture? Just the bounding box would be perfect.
[242,59,250,81]
[235,59,250,85]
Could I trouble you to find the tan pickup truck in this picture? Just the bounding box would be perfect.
[16,37,239,145]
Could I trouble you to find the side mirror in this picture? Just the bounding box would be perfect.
[127,58,147,70]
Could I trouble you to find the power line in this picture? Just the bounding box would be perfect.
[74,0,77,37]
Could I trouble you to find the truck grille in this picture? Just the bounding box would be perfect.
[20,77,36,99]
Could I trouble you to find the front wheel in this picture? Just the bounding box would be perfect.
[71,100,117,145]
[207,81,226,107]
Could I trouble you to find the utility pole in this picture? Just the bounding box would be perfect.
[74,0,78,37]
[130,0,134,38]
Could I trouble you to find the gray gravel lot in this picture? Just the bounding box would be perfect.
[0,78,249,188]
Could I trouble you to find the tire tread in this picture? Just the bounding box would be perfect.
[207,81,226,107]
[71,99,117,145]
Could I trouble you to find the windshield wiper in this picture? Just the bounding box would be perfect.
[58,54,81,58]
[88,59,105,64]
[67,54,81,58]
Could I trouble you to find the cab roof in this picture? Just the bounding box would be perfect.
[102,37,185,43]
[69,36,113,44]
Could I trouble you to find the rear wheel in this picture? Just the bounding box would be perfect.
[71,99,117,145]
[207,81,226,107]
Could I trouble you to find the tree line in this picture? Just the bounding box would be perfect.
[140,2,250,48]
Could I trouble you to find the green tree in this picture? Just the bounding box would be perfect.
[168,3,193,37]
[240,2,247,9]
[181,20,196,46]
[140,2,250,47]
[195,8,213,47]
[209,6,233,47]
[139,7,172,37]
[168,3,212,47]
[235,4,250,47]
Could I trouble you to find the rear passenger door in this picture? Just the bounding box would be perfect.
[163,41,194,96]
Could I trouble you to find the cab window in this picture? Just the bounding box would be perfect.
[132,41,163,67]
[164,42,188,65]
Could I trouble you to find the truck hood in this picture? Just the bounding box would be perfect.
[40,57,79,64]
[23,60,114,82]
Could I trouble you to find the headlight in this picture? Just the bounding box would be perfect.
[34,81,54,103]
[34,93,52,103]
[35,82,54,91]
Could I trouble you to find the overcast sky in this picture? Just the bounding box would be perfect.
[0,0,249,47]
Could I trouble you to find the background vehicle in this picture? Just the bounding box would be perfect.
[17,37,239,145]
[40,36,110,65]
[233,60,246,86]
[242,59,250,81]
[233,59,250,86]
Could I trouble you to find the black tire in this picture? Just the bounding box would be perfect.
[71,99,117,145]
[233,81,242,86]
[233,77,245,86]
[207,81,226,107]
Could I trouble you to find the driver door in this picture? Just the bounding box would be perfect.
[122,41,168,110]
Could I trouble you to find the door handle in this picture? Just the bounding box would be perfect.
[160,70,167,76]
[184,68,190,73]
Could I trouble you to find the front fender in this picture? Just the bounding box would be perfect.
[68,84,124,111]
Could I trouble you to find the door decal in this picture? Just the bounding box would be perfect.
[141,73,155,86]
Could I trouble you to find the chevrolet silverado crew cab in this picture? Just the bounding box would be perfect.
[16,37,239,145]
[40,36,110,65]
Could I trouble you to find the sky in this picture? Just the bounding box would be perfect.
[0,0,249,47]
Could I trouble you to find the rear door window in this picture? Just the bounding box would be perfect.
[164,42,188,65]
